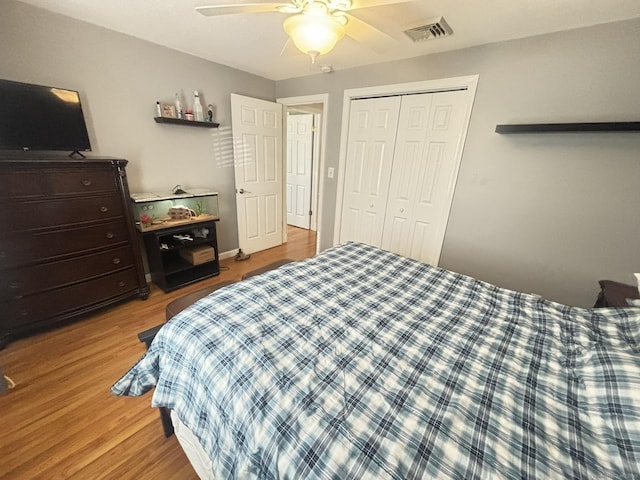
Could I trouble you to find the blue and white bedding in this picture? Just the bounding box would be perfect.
[112,242,640,479]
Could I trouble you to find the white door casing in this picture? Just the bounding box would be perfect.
[338,96,401,247]
[381,90,469,264]
[286,113,313,229]
[310,113,321,232]
[231,93,283,254]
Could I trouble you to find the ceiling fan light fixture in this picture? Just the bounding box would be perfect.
[283,12,346,60]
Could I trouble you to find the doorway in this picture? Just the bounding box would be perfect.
[286,111,314,230]
[278,94,328,254]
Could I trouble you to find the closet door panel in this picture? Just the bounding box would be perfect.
[382,90,468,265]
[339,96,401,246]
[412,91,469,264]
[382,94,433,257]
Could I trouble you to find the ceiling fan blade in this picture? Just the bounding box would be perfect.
[348,0,411,11]
[195,3,287,16]
[343,13,396,53]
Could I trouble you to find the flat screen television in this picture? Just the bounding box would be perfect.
[0,78,91,153]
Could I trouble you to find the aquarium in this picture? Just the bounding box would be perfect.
[130,189,219,232]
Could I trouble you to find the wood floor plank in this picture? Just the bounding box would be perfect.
[0,227,316,479]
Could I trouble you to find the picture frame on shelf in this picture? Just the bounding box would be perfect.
[160,103,176,118]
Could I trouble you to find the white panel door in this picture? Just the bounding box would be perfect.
[231,93,283,254]
[381,90,469,264]
[286,113,313,229]
[339,96,401,247]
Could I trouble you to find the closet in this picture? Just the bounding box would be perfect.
[338,89,470,265]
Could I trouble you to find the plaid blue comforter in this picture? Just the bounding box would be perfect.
[112,242,640,479]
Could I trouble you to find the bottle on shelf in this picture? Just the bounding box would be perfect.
[193,90,204,122]
[174,93,183,119]
[156,101,162,117]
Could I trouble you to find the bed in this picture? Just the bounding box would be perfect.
[112,242,640,479]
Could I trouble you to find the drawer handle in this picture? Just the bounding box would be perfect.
[106,232,115,239]
[19,309,29,317]
[82,179,92,187]
[112,257,121,265]
[118,281,126,287]
[100,206,109,213]
[8,281,20,289]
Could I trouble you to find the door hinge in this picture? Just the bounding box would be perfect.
[309,210,312,216]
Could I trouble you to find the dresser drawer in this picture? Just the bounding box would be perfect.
[3,194,124,232]
[0,220,130,269]
[0,246,135,301]
[1,268,139,329]
[0,168,117,199]
[45,169,118,196]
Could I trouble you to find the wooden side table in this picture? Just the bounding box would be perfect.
[594,280,639,307]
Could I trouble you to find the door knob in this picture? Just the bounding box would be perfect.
[238,188,252,194]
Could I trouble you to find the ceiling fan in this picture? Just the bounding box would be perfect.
[195,0,409,63]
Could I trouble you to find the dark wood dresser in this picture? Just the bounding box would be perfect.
[0,157,149,348]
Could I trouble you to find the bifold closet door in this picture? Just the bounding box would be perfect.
[381,90,469,265]
[338,96,401,247]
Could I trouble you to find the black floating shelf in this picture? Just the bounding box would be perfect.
[495,122,640,133]
[154,117,219,128]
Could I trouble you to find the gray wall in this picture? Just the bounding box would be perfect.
[277,19,640,307]
[0,0,276,254]
[2,0,638,307]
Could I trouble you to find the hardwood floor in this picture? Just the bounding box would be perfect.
[0,226,317,479]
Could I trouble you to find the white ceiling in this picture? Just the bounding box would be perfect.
[16,0,640,81]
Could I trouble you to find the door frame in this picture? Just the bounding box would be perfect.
[333,75,479,261]
[285,112,314,230]
[278,94,329,254]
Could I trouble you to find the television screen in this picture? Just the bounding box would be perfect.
[0,79,91,153]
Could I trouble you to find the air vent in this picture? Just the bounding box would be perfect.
[403,17,453,42]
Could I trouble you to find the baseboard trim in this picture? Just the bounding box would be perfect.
[219,249,239,260]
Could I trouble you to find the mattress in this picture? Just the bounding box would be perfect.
[113,242,640,479]
[171,409,215,479]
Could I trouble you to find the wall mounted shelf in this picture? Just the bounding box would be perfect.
[154,117,219,128]
[495,122,640,133]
